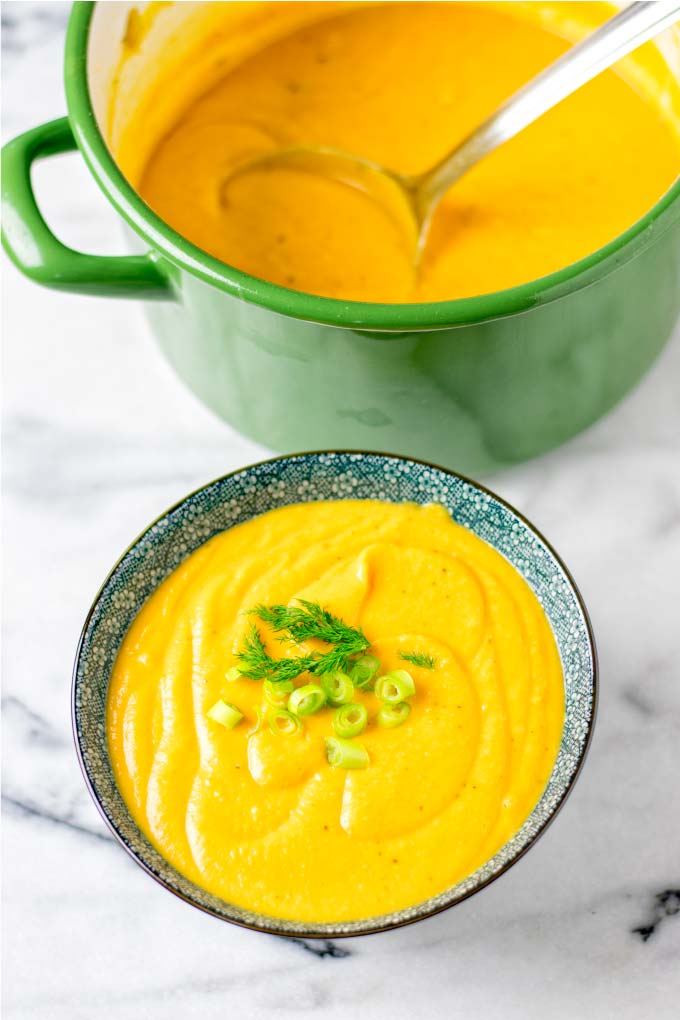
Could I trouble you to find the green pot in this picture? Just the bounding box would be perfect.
[2,2,679,474]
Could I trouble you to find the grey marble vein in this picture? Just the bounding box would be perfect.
[2,793,114,845]
[632,890,680,943]
[2,694,70,746]
[287,939,351,960]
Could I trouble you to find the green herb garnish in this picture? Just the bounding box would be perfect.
[207,700,243,729]
[288,683,326,717]
[217,602,428,760]
[375,670,416,704]
[312,643,366,677]
[321,671,354,706]
[263,679,294,707]
[377,702,411,728]
[325,737,369,769]
[350,654,381,689]
[332,703,368,739]
[267,708,302,736]
[236,624,316,683]
[399,651,436,670]
[250,599,370,669]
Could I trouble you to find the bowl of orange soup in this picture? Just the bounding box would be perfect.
[73,452,597,936]
[2,2,680,474]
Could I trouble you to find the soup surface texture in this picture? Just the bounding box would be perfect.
[136,1,679,303]
[107,500,564,922]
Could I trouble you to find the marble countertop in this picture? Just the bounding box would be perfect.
[2,4,679,1018]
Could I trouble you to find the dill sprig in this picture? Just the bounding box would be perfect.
[399,650,436,670]
[239,600,371,681]
[311,643,359,676]
[236,624,316,684]
[238,606,438,683]
[250,600,369,657]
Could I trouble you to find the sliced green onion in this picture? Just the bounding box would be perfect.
[325,737,369,769]
[377,701,411,728]
[288,683,326,717]
[321,671,354,706]
[375,669,416,704]
[263,679,294,707]
[350,654,381,690]
[267,708,302,736]
[248,708,263,736]
[207,699,243,729]
[225,666,242,682]
[332,702,368,738]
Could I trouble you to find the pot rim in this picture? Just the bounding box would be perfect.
[65,1,680,329]
[72,449,598,939]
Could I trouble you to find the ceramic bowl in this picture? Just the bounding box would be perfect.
[73,451,597,937]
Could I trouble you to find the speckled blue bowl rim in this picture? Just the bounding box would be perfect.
[72,450,597,938]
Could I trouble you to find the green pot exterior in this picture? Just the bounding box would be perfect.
[0,1,678,474]
[144,205,679,472]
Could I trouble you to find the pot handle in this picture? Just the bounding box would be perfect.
[1,117,172,299]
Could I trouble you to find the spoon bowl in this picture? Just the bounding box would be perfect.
[221,145,422,254]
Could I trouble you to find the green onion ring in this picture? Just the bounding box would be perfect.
[267,708,302,736]
[332,702,368,738]
[350,654,381,690]
[248,708,263,736]
[321,671,354,706]
[207,699,243,729]
[325,737,369,769]
[377,701,411,728]
[375,669,416,703]
[263,679,294,707]
[288,683,326,716]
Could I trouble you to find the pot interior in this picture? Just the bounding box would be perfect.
[88,1,680,195]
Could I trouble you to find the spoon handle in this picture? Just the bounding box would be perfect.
[419,1,680,214]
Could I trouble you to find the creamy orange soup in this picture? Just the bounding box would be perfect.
[135,1,680,302]
[107,500,564,922]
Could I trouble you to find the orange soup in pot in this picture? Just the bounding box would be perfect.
[131,1,680,302]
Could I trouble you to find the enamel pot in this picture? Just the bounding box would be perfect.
[2,1,679,473]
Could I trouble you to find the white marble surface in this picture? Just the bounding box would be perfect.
[2,4,680,1018]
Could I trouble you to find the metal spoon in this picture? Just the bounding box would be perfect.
[222,1,680,262]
